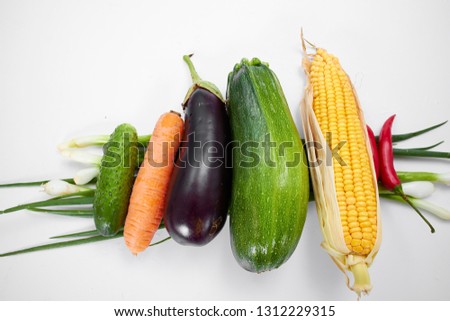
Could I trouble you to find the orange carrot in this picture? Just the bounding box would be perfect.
[124,111,184,255]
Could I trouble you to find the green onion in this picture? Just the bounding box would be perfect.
[397,171,450,185]
[149,236,171,247]
[0,234,123,257]
[379,120,448,143]
[43,180,91,196]
[28,208,94,217]
[408,141,445,151]
[379,181,435,199]
[393,148,450,159]
[60,145,145,168]
[0,233,171,257]
[50,230,99,239]
[73,167,100,185]
[0,190,95,214]
[401,181,435,199]
[58,134,151,150]
[59,150,102,165]
[381,194,450,220]
[0,178,76,188]
[57,135,110,150]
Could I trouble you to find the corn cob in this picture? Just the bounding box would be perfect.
[300,39,381,297]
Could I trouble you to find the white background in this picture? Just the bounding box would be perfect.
[1,0,450,301]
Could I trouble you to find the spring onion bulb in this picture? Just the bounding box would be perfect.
[42,180,90,196]
[57,135,110,151]
[382,194,450,220]
[58,134,151,151]
[73,167,100,185]
[400,181,435,199]
[410,198,450,220]
[59,150,102,165]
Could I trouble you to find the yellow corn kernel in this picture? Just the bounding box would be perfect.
[348,221,359,229]
[363,232,373,240]
[344,235,352,244]
[352,232,363,240]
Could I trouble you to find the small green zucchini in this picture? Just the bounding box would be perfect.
[93,123,138,236]
[226,58,310,272]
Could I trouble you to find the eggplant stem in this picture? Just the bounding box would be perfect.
[183,54,202,84]
[182,54,225,105]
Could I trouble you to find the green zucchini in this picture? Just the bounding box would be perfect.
[226,58,310,272]
[93,123,138,236]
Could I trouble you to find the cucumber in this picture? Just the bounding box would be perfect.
[226,58,310,272]
[93,123,138,236]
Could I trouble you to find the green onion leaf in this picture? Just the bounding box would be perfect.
[51,222,165,239]
[386,120,447,143]
[0,233,171,257]
[0,178,76,188]
[0,194,94,214]
[51,230,99,239]
[28,207,94,217]
[408,141,445,151]
[149,236,171,247]
[0,234,122,257]
[393,148,450,159]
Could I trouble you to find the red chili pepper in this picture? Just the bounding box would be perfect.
[378,115,399,189]
[378,114,435,233]
[366,125,379,180]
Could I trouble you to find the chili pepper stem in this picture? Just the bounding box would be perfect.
[394,186,435,233]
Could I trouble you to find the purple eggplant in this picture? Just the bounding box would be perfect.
[163,55,231,246]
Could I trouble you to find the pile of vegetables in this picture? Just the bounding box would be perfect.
[1,43,450,298]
